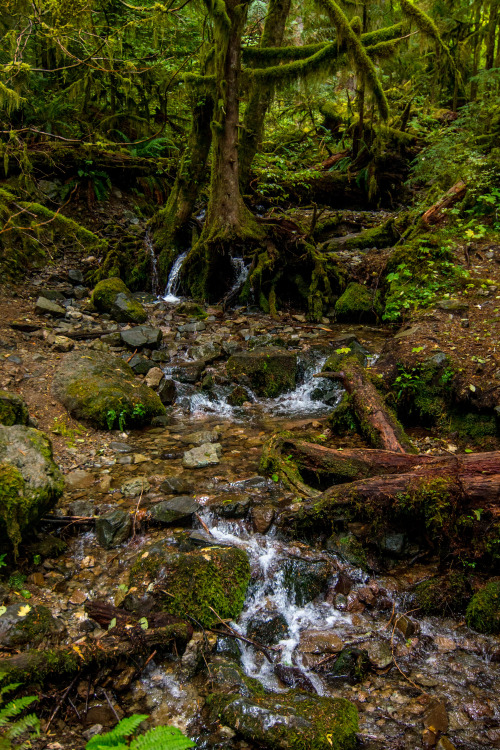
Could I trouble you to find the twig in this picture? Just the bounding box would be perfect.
[207,605,278,663]
[195,513,212,536]
[101,689,120,722]
[390,609,429,696]
[132,482,145,538]
[45,675,78,730]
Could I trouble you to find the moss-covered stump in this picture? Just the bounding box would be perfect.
[90,277,147,324]
[0,426,63,553]
[127,541,250,628]
[0,391,29,426]
[335,282,383,323]
[52,350,165,429]
[466,581,500,634]
[209,687,358,750]
[227,348,297,397]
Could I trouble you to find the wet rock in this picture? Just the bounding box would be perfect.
[52,350,165,428]
[0,390,29,426]
[227,348,297,397]
[95,508,131,548]
[128,354,155,375]
[436,739,457,750]
[209,689,358,750]
[35,296,66,317]
[68,499,94,517]
[363,639,392,669]
[247,613,289,645]
[317,646,370,685]
[299,630,343,655]
[187,530,220,547]
[68,269,84,284]
[182,442,222,469]
[334,571,353,596]
[335,282,382,323]
[251,505,275,533]
[121,476,150,497]
[282,558,332,606]
[210,659,256,697]
[39,289,66,302]
[0,425,63,552]
[188,342,222,362]
[151,350,170,363]
[216,494,251,518]
[395,614,419,638]
[65,469,94,489]
[180,429,220,446]
[157,378,176,405]
[120,326,163,350]
[227,385,253,406]
[149,496,200,524]
[177,321,206,333]
[127,541,250,628]
[327,532,367,570]
[424,700,449,734]
[169,361,205,383]
[379,533,406,557]
[109,441,132,453]
[0,604,65,648]
[91,278,147,324]
[274,663,317,692]
[160,476,193,495]
[145,367,164,388]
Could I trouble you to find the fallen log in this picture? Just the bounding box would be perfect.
[421,180,467,225]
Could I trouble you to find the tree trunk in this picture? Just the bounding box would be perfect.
[239,0,292,190]
[486,0,499,69]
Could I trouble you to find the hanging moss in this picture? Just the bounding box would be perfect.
[400,0,456,69]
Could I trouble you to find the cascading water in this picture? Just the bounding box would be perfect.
[226,256,249,299]
[163,251,188,303]
[145,232,159,294]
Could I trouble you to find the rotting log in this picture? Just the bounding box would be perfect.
[421,180,467,225]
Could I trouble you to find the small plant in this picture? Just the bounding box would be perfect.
[106,404,147,430]
[85,714,195,750]
[0,672,40,749]
[50,415,84,447]
[0,554,6,570]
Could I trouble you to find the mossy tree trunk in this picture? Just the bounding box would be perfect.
[239,0,292,191]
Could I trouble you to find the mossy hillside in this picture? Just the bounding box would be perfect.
[90,277,147,324]
[52,351,165,429]
[0,426,63,554]
[209,689,358,750]
[465,581,500,634]
[0,391,29,426]
[335,282,383,323]
[129,544,251,628]
[227,348,297,398]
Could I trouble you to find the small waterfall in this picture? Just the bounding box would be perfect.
[226,256,249,299]
[145,232,159,295]
[163,251,188,303]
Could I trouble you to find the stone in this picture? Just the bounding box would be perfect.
[159,476,193,495]
[73,286,88,300]
[177,321,206,333]
[169,361,205,383]
[274,664,317,692]
[145,367,164,388]
[68,269,84,284]
[128,355,155,375]
[52,335,74,352]
[149,496,200,524]
[0,426,63,552]
[335,282,383,323]
[182,442,222,469]
[120,326,163,350]
[180,429,220,446]
[379,533,406,556]
[52,350,165,429]
[282,558,331,605]
[435,299,468,313]
[121,477,150,497]
[247,614,289,646]
[109,441,132,453]
[299,630,343,654]
[317,646,370,685]
[466,580,500,634]
[188,342,222,363]
[363,639,392,669]
[91,278,147,324]
[151,350,170,363]
[227,385,252,406]
[10,319,40,332]
[0,391,29,426]
[65,469,94,489]
[95,508,131,549]
[157,378,176,405]
[216,494,251,518]
[39,289,66,302]
[251,505,275,534]
[395,614,419,638]
[35,297,66,317]
[227,348,297,397]
[0,604,64,648]
[424,700,449,733]
[436,739,457,750]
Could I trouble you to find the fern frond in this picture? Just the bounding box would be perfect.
[86,715,149,749]
[129,725,195,750]
[4,712,40,741]
[0,683,22,697]
[0,695,38,726]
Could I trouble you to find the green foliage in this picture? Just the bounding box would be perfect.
[0,673,39,750]
[85,715,195,750]
[106,404,147,431]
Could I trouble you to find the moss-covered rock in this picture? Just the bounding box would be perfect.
[90,277,147,324]
[282,558,332,605]
[415,572,471,617]
[0,426,63,554]
[0,391,29,426]
[227,348,297,398]
[466,581,500,634]
[0,604,65,648]
[127,541,250,628]
[335,282,383,323]
[52,350,165,429]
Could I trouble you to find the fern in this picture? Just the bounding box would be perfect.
[86,716,195,750]
[0,673,39,750]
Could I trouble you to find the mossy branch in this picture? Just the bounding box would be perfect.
[400,0,455,68]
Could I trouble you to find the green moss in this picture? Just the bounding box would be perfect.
[8,606,57,648]
[335,282,383,323]
[0,464,26,553]
[227,349,297,398]
[176,301,208,319]
[330,533,368,570]
[0,391,29,426]
[337,217,400,251]
[415,572,471,617]
[466,581,500,634]
[90,277,147,324]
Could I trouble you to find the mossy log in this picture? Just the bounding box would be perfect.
[421,180,467,226]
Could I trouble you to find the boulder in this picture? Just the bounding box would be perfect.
[91,277,147,324]
[95,508,131,549]
[0,604,65,648]
[120,326,163,350]
[145,367,164,388]
[127,541,250,628]
[52,351,165,429]
[159,476,193,495]
[158,378,176,405]
[247,613,289,645]
[35,297,66,317]
[0,391,29,426]
[182,442,222,468]
[227,348,297,397]
[227,385,252,406]
[0,426,63,553]
[128,355,156,375]
[335,282,383,323]
[466,581,500,634]
[149,496,200,524]
[169,361,205,383]
[282,558,332,606]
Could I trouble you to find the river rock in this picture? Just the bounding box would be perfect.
[158,378,176,405]
[128,354,156,375]
[127,540,250,628]
[95,508,131,548]
[159,476,193,495]
[91,277,147,324]
[299,630,343,654]
[149,496,200,524]
[251,505,275,533]
[180,429,220,446]
[52,335,74,352]
[65,469,94,489]
[120,326,163,350]
[216,494,251,518]
[0,604,65,648]
[274,664,317,693]
[145,367,164,388]
[317,646,370,684]
[362,639,393,669]
[170,361,205,383]
[247,613,289,645]
[68,269,84,284]
[121,476,150,497]
[0,425,63,552]
[188,342,222,363]
[182,442,222,468]
[282,558,332,606]
[227,348,297,397]
[52,350,165,429]
[35,296,66,317]
[227,385,253,406]
[395,614,419,638]
[335,282,383,323]
[0,390,29,426]
[39,289,66,302]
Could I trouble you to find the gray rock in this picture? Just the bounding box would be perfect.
[363,639,393,669]
[216,495,251,518]
[100,332,122,346]
[150,496,200,524]
[158,378,176,405]
[68,269,84,284]
[121,326,163,350]
[160,476,193,494]
[436,299,468,313]
[170,361,205,383]
[379,533,406,556]
[227,348,297,397]
[145,367,164,388]
[178,321,206,333]
[35,297,66,317]
[0,604,64,648]
[39,289,66,302]
[425,351,448,367]
[128,354,156,374]
[121,476,150,497]
[151,350,170,363]
[180,429,220,446]
[109,441,133,453]
[188,342,222,363]
[96,508,131,548]
[182,442,222,468]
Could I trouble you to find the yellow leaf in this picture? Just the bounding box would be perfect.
[72,645,85,660]
[17,605,31,617]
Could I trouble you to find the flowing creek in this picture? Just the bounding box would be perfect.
[44,311,499,749]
